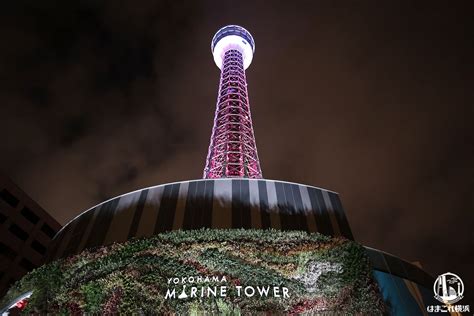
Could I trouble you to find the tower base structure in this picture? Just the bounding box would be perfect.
[1,179,442,314]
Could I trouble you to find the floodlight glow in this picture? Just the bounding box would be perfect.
[211,25,255,70]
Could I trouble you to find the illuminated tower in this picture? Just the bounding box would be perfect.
[203,25,262,179]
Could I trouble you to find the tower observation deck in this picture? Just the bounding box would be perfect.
[204,25,262,179]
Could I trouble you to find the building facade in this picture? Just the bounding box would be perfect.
[0,174,61,297]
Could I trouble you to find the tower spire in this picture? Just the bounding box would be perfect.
[203,25,262,179]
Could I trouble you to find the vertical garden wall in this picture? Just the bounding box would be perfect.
[1,229,386,314]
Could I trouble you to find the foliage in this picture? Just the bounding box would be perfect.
[1,229,386,314]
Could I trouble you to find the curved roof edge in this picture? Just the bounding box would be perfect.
[364,246,434,288]
[54,178,339,239]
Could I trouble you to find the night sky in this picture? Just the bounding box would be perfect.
[1,1,473,293]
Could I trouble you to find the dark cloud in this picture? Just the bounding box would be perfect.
[1,0,473,293]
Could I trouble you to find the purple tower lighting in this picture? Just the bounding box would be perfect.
[204,25,262,179]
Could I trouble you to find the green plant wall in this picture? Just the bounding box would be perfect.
[2,229,386,314]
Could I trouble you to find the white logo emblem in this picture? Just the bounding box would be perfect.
[433,272,464,304]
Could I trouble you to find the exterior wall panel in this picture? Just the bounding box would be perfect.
[49,179,354,260]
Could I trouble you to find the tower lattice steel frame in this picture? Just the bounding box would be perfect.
[204,25,262,179]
